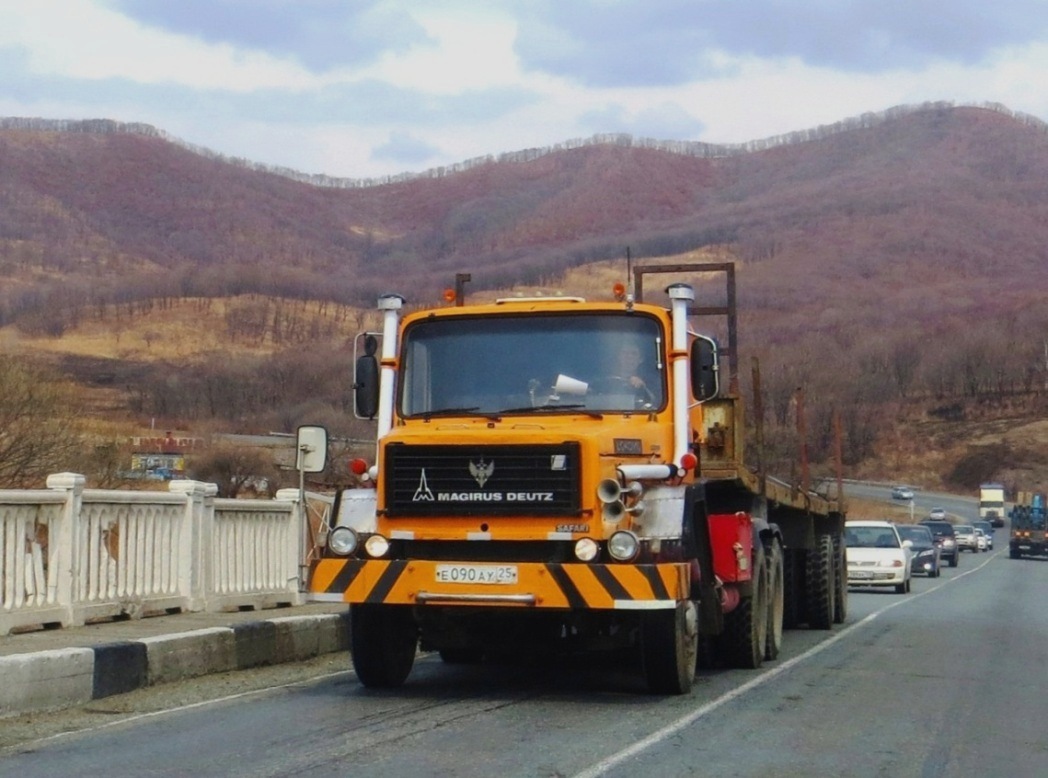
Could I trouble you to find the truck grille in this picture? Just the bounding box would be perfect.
[383,443,581,517]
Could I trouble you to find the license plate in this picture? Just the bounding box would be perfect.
[850,571,873,579]
[435,564,518,585]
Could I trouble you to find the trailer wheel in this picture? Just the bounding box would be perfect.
[350,604,418,688]
[641,600,698,694]
[805,533,836,630]
[721,544,768,669]
[764,538,784,661]
[832,531,848,625]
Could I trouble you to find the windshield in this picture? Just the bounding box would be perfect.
[845,526,900,549]
[399,312,666,416]
[896,525,933,547]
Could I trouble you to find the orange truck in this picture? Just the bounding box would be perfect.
[306,262,846,694]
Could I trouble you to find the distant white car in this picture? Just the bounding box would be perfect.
[974,528,988,552]
[928,507,947,520]
[891,485,915,500]
[845,520,913,593]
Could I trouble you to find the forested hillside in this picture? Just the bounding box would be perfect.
[4,102,1048,493]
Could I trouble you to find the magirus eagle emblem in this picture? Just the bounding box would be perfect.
[469,457,494,487]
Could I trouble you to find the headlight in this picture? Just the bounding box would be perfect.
[608,531,640,561]
[943,539,955,547]
[574,537,599,562]
[877,559,904,568]
[328,527,358,556]
[363,534,390,558]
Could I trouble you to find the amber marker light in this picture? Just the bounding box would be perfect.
[612,281,627,301]
[443,287,457,303]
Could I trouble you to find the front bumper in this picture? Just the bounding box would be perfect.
[848,567,907,586]
[307,558,690,610]
[910,554,939,574]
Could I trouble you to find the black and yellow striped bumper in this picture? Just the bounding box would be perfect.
[307,558,689,610]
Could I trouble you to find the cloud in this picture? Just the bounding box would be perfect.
[515,0,1048,87]
[372,131,441,164]
[579,101,706,139]
[109,0,431,72]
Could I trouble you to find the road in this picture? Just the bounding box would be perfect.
[845,482,980,524]
[2,500,1044,777]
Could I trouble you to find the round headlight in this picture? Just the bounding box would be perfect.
[608,530,640,561]
[328,527,358,556]
[364,534,390,558]
[574,537,599,562]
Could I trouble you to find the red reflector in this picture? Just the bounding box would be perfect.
[349,458,369,475]
[679,452,698,471]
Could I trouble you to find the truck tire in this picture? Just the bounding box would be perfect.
[805,533,836,630]
[721,544,768,669]
[438,648,485,664]
[350,604,418,688]
[641,600,698,694]
[764,538,784,661]
[782,548,804,630]
[832,531,848,624]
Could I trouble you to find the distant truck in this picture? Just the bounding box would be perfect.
[1009,492,1047,559]
[979,483,1006,527]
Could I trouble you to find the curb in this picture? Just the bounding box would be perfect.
[0,611,350,719]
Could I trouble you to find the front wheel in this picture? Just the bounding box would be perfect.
[641,600,698,694]
[350,605,418,688]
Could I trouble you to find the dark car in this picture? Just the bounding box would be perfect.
[919,519,959,567]
[896,524,941,577]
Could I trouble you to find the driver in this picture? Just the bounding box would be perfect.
[605,342,655,403]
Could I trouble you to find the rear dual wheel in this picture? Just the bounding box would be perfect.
[805,533,836,630]
[721,544,769,669]
[832,531,848,624]
[764,538,784,661]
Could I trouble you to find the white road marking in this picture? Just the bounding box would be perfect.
[570,550,999,778]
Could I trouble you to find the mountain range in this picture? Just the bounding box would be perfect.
[3,102,1048,492]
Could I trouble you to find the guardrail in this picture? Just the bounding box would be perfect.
[0,473,334,636]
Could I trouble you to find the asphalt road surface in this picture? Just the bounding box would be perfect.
[2,525,1044,777]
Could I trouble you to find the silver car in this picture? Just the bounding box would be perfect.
[972,520,994,550]
[954,524,979,552]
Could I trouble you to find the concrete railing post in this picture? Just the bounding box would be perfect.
[169,480,219,612]
[45,472,86,627]
[276,488,305,592]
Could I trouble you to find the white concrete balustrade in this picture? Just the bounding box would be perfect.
[0,474,332,636]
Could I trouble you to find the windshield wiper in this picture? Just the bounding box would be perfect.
[416,407,502,420]
[499,404,603,419]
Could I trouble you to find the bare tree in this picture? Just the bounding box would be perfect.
[0,357,84,487]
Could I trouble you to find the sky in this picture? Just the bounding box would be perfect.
[2,0,1048,181]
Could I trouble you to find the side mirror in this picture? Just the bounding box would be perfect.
[690,335,719,402]
[355,334,380,419]
[296,425,328,473]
